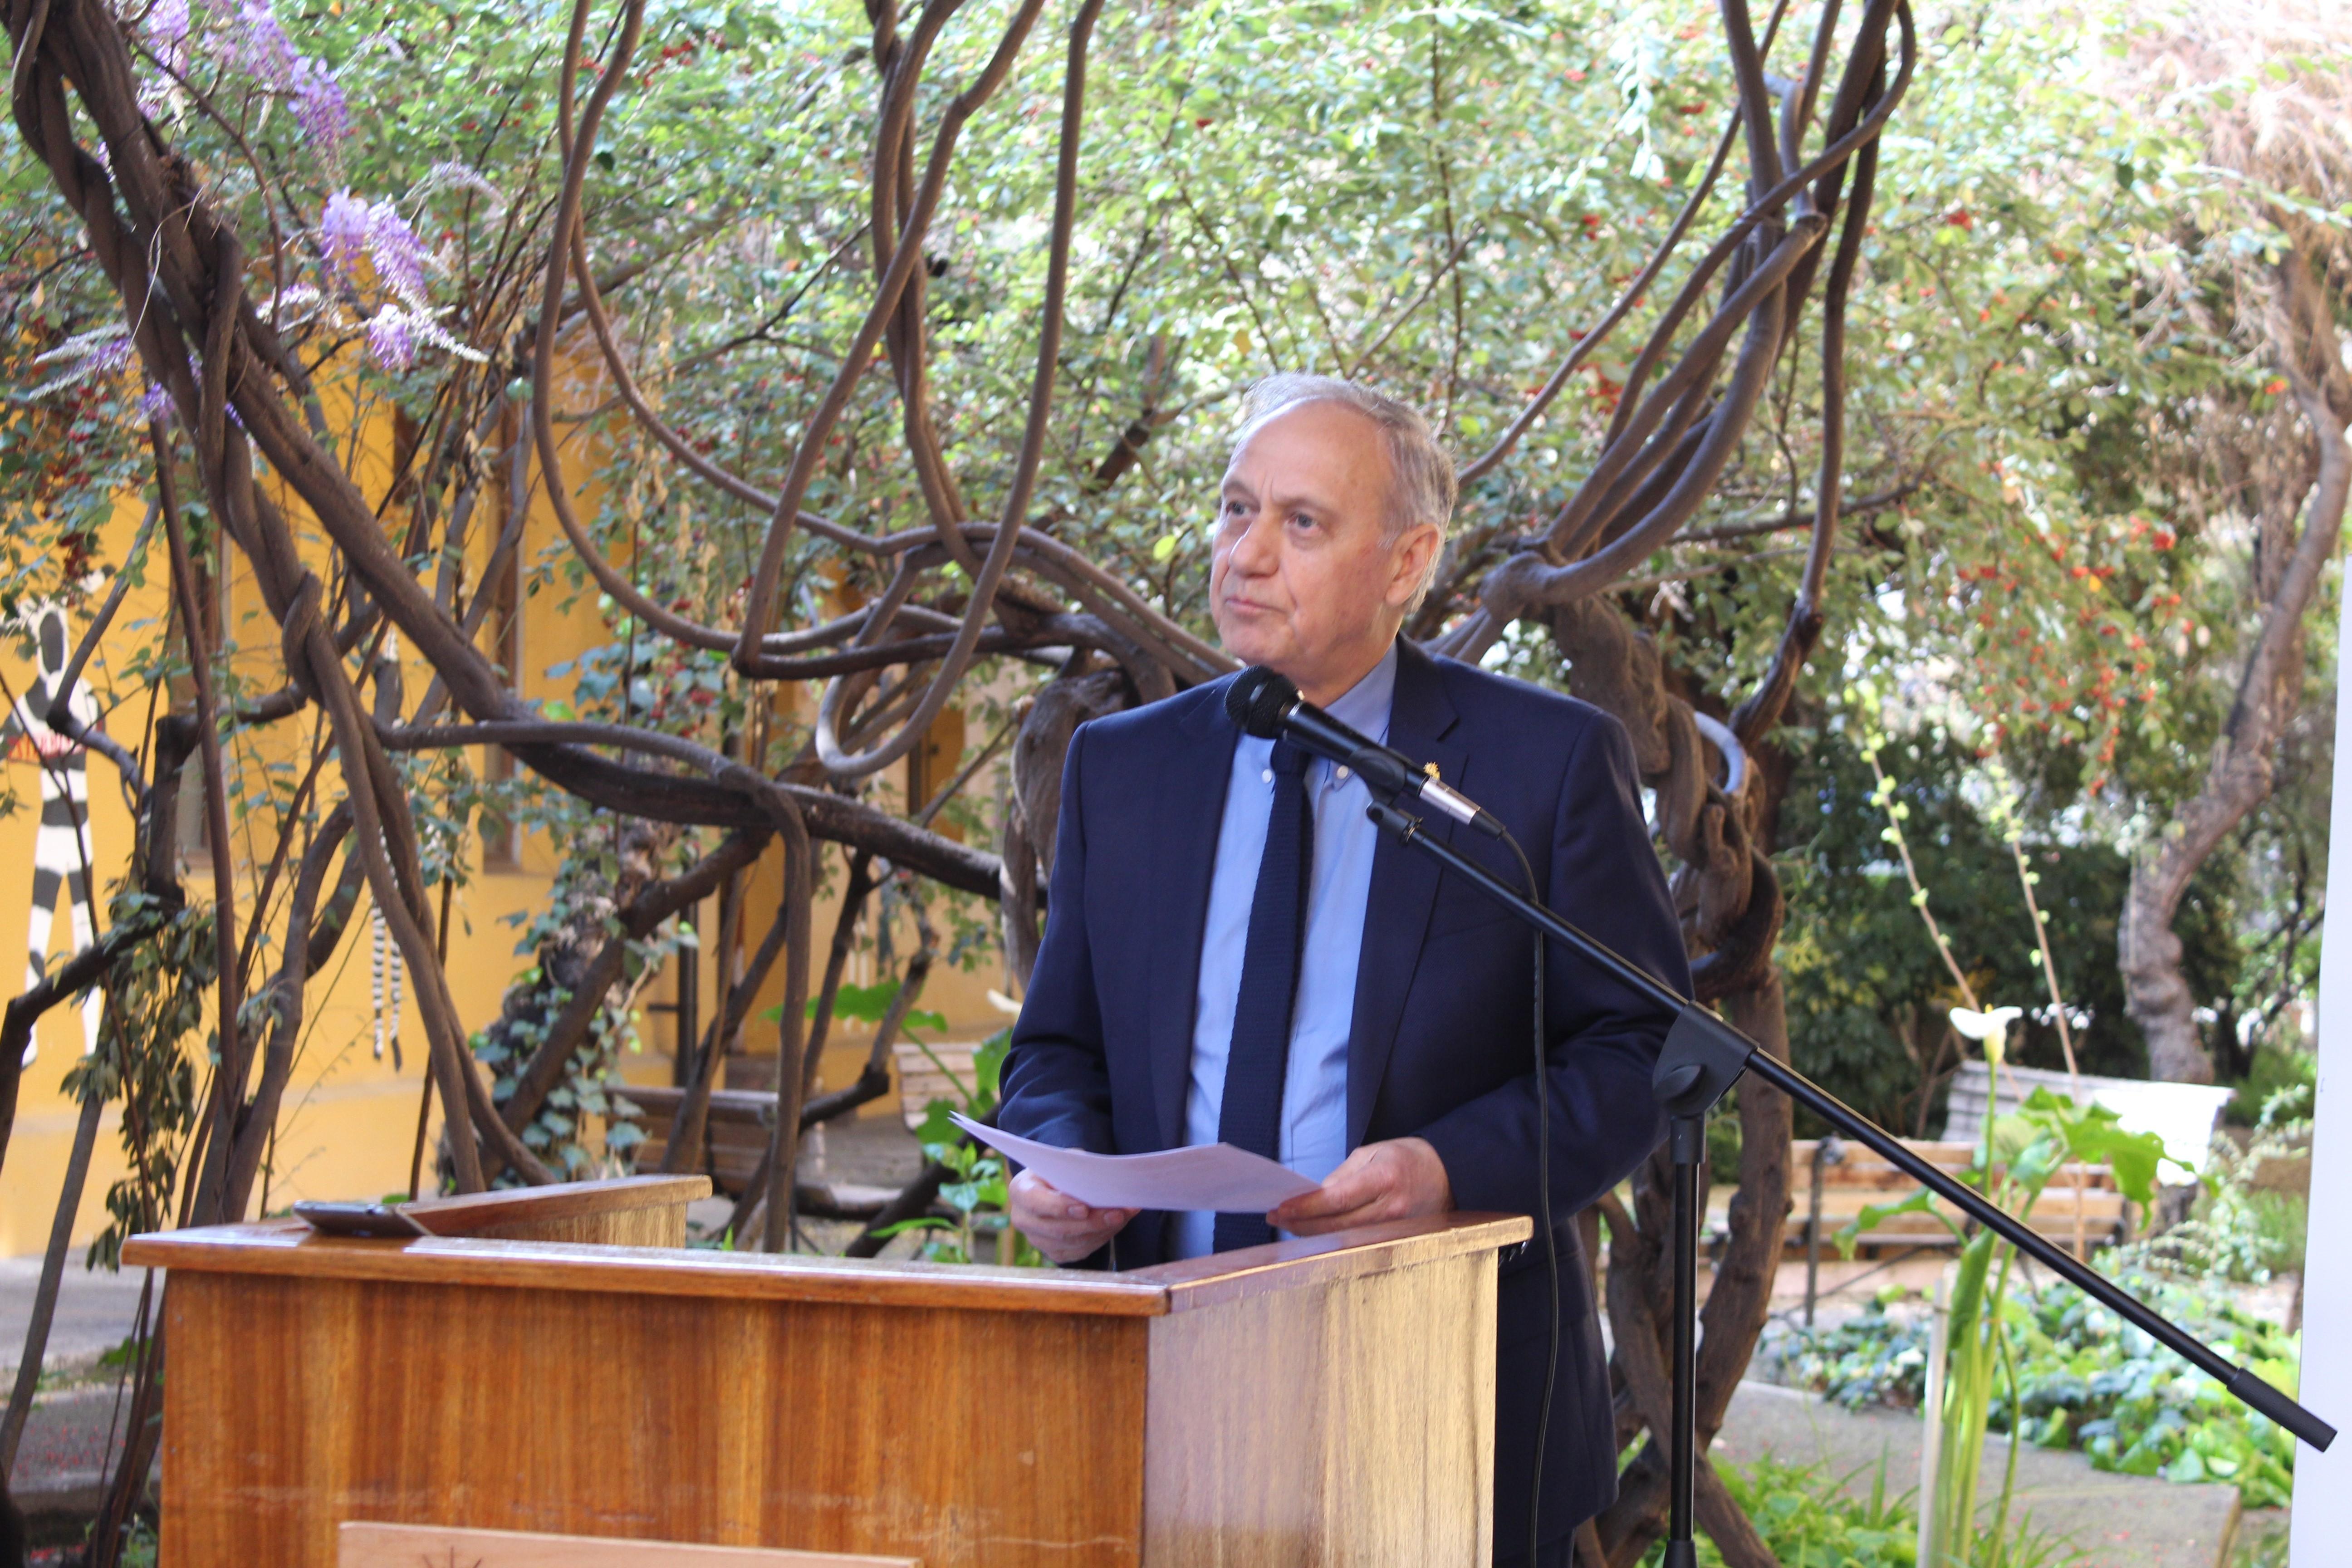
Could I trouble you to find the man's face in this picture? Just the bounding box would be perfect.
[1209,402,1439,704]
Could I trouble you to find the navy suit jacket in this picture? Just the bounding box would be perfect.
[998,637,1689,1543]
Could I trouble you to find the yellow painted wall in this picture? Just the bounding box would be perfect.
[0,357,1013,1256]
[709,707,1013,1107]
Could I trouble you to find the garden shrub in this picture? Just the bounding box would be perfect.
[1764,1273,2301,1508]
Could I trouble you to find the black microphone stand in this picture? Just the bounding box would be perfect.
[1363,800,2334,1568]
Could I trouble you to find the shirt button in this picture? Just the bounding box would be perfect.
[1336,766,1350,780]
[1262,769,1274,784]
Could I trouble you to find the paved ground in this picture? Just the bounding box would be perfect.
[8,1386,127,1520]
[1719,1379,2244,1568]
[0,1257,155,1528]
[0,1257,148,1380]
[797,1107,929,1191]
[2232,1509,2288,1566]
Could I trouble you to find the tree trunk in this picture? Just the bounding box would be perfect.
[1538,597,1798,1568]
[2120,245,2351,1082]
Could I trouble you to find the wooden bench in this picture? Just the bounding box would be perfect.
[619,1086,918,1221]
[1941,1060,2233,1176]
[1787,1139,2127,1257]
[890,1041,982,1132]
[625,1042,985,1187]
[623,1083,775,1196]
[642,1039,988,1152]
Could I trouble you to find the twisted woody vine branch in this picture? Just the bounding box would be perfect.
[0,0,1911,1558]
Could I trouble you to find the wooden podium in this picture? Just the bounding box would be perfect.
[122,1185,1529,1568]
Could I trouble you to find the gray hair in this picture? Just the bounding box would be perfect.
[1229,374,1456,605]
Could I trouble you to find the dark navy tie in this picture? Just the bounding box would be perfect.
[1213,739,1313,1252]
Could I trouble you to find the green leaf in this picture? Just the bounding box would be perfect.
[2008,1089,2174,1202]
[1836,1187,1954,1258]
[915,1096,962,1149]
[867,1216,955,1240]
[808,978,904,1024]
[972,1028,1012,1110]
[2068,1120,2171,1205]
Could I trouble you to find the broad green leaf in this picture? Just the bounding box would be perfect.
[1836,1187,1956,1259]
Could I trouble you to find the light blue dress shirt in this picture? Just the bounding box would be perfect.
[1168,643,1399,1260]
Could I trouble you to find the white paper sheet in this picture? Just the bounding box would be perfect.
[951,1113,1322,1213]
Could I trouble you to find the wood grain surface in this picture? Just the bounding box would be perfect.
[404,1176,712,1246]
[1134,1213,1530,1313]
[141,1212,1529,1568]
[162,1269,1152,1568]
[1141,1248,1498,1567]
[123,1225,1175,1315]
[122,1211,1527,1318]
[338,1521,917,1566]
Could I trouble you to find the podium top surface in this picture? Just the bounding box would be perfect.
[122,1210,1531,1318]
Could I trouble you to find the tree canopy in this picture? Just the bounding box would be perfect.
[1,0,2346,1561]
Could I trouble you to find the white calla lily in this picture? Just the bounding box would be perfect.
[1947,1005,2023,1040]
[1949,1004,2024,1067]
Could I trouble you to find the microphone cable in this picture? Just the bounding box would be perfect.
[1497,825,1558,1568]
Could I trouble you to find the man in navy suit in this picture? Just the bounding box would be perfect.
[999,375,1688,1563]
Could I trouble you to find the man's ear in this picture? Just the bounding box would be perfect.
[1384,522,1444,610]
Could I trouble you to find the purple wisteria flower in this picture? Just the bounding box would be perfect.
[88,335,135,379]
[147,0,190,77]
[367,200,428,304]
[141,382,176,424]
[181,354,246,427]
[28,331,133,398]
[366,310,417,373]
[290,57,348,156]
[227,0,296,88]
[359,304,481,373]
[320,189,369,286]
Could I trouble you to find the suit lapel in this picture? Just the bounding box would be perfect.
[1147,690,1239,1151]
[1346,641,1465,1149]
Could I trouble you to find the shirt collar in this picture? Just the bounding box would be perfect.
[1321,640,1400,745]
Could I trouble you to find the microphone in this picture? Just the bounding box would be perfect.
[1225,666,1505,838]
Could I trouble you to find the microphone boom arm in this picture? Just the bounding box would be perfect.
[1361,797,2337,1457]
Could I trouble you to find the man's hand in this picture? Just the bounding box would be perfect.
[1267,1136,1453,1237]
[1008,1168,1137,1264]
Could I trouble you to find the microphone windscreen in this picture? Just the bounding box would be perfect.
[1225,666,1298,739]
